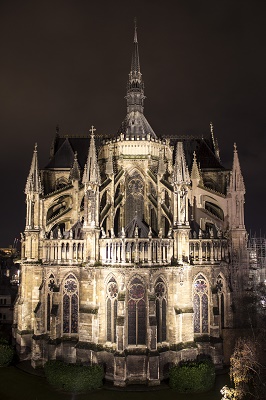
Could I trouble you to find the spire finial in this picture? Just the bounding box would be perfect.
[134,17,138,43]
[90,125,96,137]
[234,142,237,152]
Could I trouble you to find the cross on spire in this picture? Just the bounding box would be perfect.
[90,125,96,136]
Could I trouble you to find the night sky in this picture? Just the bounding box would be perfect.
[0,0,265,247]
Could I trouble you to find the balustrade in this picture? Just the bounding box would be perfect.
[43,240,85,263]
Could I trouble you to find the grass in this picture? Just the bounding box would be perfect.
[0,365,230,400]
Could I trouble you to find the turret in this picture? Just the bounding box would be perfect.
[228,143,245,230]
[173,142,190,226]
[82,127,101,263]
[24,143,43,260]
[227,142,248,272]
[172,142,191,263]
[25,143,42,229]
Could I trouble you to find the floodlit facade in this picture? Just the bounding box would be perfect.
[13,25,248,386]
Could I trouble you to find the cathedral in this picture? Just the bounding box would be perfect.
[13,24,248,386]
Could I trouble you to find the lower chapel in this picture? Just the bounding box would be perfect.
[13,26,250,386]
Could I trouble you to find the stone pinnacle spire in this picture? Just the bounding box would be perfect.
[25,143,42,194]
[82,126,101,186]
[173,142,190,185]
[69,151,80,182]
[230,143,245,192]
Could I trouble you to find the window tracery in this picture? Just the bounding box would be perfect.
[128,277,146,345]
[63,274,78,334]
[193,274,209,334]
[155,278,167,342]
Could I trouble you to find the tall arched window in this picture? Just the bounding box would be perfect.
[128,277,146,345]
[155,278,167,342]
[217,275,225,329]
[63,274,78,334]
[47,274,55,332]
[106,278,118,342]
[193,274,209,334]
[125,171,144,225]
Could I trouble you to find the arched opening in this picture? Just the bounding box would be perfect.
[128,277,146,345]
[62,274,79,334]
[155,278,167,342]
[106,278,118,343]
[193,274,209,334]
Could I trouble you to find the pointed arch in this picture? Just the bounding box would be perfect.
[193,273,209,334]
[128,276,146,345]
[155,276,167,343]
[62,274,79,334]
[106,277,118,343]
[46,273,55,332]
[216,273,226,329]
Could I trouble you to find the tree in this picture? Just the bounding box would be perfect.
[221,337,265,400]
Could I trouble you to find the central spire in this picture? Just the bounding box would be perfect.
[126,18,145,113]
[118,20,157,139]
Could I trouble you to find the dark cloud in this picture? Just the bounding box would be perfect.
[0,0,265,246]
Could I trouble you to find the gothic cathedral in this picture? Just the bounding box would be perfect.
[13,25,247,386]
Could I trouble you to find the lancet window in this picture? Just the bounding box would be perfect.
[128,277,146,345]
[155,278,167,342]
[106,278,118,342]
[62,274,78,334]
[217,275,225,329]
[46,274,55,332]
[193,274,209,334]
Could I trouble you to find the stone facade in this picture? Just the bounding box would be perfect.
[13,25,248,386]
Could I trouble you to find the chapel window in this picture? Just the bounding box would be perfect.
[63,274,78,334]
[128,277,146,345]
[155,278,167,342]
[193,274,209,334]
[46,274,55,332]
[106,278,118,343]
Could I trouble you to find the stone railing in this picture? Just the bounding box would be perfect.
[189,238,229,264]
[43,240,85,264]
[99,237,173,265]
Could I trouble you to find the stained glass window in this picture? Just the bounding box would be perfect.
[193,274,209,334]
[155,279,167,342]
[128,277,146,345]
[63,274,78,334]
[106,279,118,343]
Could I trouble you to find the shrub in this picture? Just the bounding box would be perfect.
[0,342,14,366]
[169,357,215,392]
[44,360,103,392]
